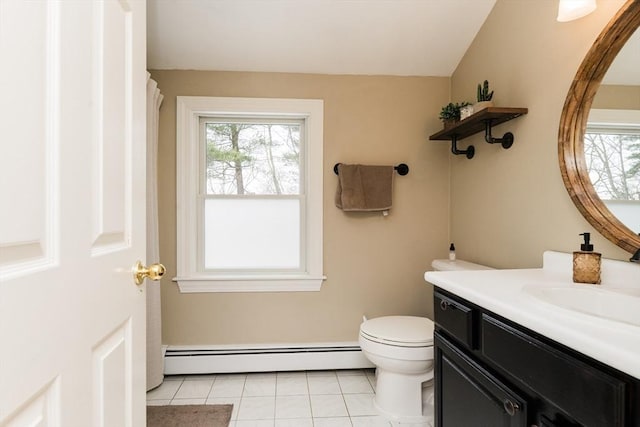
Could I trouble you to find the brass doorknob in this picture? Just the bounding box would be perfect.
[133,261,165,285]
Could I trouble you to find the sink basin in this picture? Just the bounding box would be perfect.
[524,285,640,327]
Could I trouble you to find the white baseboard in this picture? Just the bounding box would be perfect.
[164,342,374,375]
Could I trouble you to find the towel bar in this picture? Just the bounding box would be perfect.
[333,163,409,176]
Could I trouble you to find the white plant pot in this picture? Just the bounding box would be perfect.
[460,105,474,120]
[473,101,494,113]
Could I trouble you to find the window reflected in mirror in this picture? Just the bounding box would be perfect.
[586,109,640,234]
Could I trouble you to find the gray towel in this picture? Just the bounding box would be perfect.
[335,164,394,211]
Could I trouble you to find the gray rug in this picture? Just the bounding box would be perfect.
[147,404,233,427]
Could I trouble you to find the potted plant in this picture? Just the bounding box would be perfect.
[439,102,471,129]
[460,103,474,120]
[474,80,494,112]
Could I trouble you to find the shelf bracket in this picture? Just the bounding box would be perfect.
[484,120,514,149]
[450,135,475,159]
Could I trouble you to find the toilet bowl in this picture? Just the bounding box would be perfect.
[359,315,434,424]
[359,258,492,425]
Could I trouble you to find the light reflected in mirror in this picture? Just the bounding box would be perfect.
[587,26,640,235]
[558,0,640,254]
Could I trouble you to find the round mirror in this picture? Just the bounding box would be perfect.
[587,25,640,237]
[559,0,640,254]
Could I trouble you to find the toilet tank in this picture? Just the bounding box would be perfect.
[431,259,493,271]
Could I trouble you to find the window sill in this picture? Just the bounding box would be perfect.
[173,275,326,293]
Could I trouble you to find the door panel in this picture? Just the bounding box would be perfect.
[0,1,147,426]
[3,379,60,427]
[92,320,132,427]
[0,0,58,274]
[92,0,133,252]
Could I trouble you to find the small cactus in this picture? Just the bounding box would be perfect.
[477,80,494,102]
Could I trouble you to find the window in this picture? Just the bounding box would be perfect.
[586,109,640,233]
[176,97,324,292]
[586,109,640,201]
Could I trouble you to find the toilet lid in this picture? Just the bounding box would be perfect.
[360,316,434,346]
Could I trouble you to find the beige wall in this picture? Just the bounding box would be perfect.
[593,84,640,109]
[152,0,636,346]
[449,0,630,269]
[150,71,451,345]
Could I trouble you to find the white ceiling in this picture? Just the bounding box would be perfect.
[603,27,640,85]
[147,0,497,76]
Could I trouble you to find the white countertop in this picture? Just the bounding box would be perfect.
[424,251,640,379]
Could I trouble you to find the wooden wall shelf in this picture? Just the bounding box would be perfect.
[429,107,528,159]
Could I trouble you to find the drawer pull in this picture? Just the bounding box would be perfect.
[503,399,520,416]
[440,300,450,310]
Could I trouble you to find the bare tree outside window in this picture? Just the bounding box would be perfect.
[204,121,301,195]
[584,131,640,201]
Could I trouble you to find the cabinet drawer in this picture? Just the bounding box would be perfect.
[435,332,527,427]
[481,314,626,427]
[434,291,475,349]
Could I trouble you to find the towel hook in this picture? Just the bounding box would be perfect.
[333,163,409,176]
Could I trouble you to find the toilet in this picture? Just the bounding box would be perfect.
[358,258,493,425]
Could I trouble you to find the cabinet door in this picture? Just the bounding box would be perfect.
[436,332,527,427]
[481,314,626,427]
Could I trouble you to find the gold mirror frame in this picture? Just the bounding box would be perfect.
[559,0,640,254]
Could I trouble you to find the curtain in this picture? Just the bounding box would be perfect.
[146,74,164,391]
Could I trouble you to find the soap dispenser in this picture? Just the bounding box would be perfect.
[573,232,601,284]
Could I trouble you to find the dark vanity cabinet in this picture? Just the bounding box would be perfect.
[434,288,640,427]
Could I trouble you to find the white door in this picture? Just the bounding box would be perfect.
[0,1,151,426]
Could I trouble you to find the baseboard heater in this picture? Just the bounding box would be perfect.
[164,342,374,375]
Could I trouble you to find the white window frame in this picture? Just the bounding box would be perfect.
[175,96,325,293]
[588,109,640,131]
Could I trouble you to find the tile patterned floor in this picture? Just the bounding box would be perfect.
[146,369,401,426]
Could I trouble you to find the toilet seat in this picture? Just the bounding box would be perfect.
[360,316,434,347]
